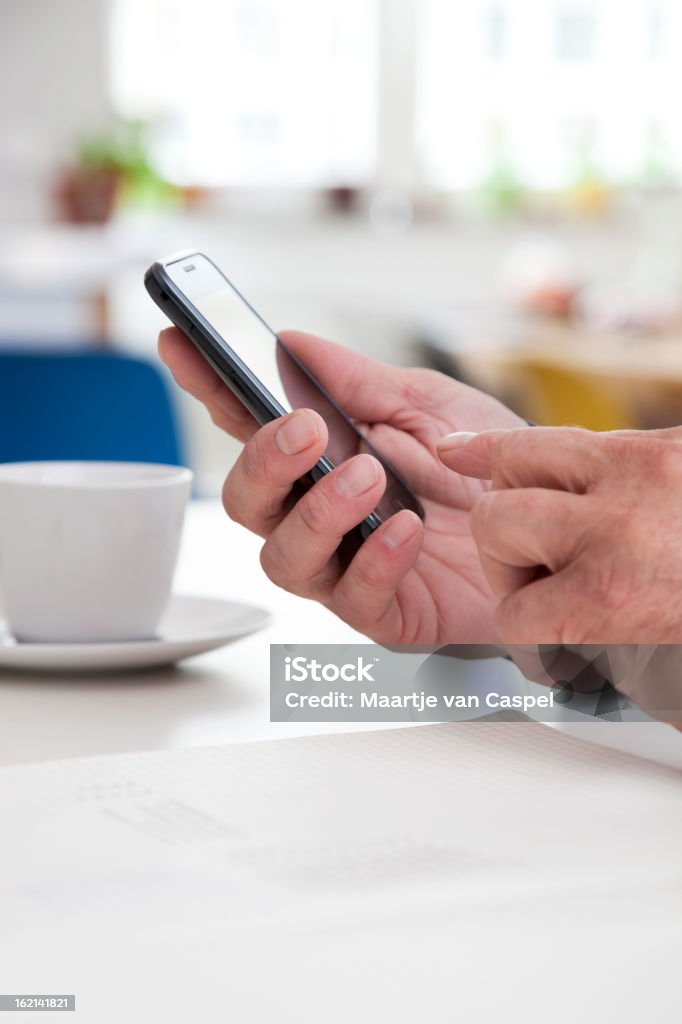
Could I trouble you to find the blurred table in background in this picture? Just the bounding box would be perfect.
[426,310,682,431]
[6,217,682,434]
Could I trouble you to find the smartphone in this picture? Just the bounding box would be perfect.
[145,251,424,540]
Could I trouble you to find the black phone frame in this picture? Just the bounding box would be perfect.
[145,251,424,540]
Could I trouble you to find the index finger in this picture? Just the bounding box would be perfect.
[437,426,608,492]
[158,327,257,442]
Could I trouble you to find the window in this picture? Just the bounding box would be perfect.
[555,5,596,62]
[417,0,682,190]
[111,0,682,193]
[110,0,379,186]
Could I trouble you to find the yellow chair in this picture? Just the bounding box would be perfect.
[518,360,637,431]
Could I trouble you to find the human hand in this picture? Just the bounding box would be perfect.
[159,328,524,644]
[438,426,682,645]
[505,643,682,728]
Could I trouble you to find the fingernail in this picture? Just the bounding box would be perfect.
[438,431,478,452]
[381,511,421,550]
[276,410,319,455]
[335,456,381,498]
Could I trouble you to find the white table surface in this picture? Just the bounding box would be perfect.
[0,500,390,766]
[3,502,681,1023]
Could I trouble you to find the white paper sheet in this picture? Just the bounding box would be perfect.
[1,722,681,1023]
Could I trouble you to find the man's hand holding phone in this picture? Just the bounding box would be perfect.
[159,327,525,645]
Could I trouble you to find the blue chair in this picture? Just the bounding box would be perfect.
[0,349,186,466]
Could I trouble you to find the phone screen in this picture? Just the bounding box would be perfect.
[164,253,423,523]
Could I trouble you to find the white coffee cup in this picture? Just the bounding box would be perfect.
[0,462,192,643]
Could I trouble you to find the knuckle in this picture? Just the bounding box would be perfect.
[348,554,384,593]
[399,368,448,411]
[296,483,339,538]
[222,433,291,532]
[496,589,567,645]
[645,438,682,478]
[469,491,497,541]
[221,472,246,526]
[553,594,595,644]
[583,553,631,615]
[610,435,682,483]
[494,592,527,643]
[260,541,333,600]
[556,621,591,646]
[242,429,274,487]
[259,542,295,591]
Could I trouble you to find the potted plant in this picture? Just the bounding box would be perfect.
[56,119,175,223]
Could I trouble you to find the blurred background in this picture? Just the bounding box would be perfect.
[3,0,682,490]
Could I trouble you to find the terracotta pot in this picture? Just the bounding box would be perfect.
[326,186,360,215]
[55,166,123,224]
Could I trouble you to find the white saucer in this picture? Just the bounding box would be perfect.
[0,595,271,673]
